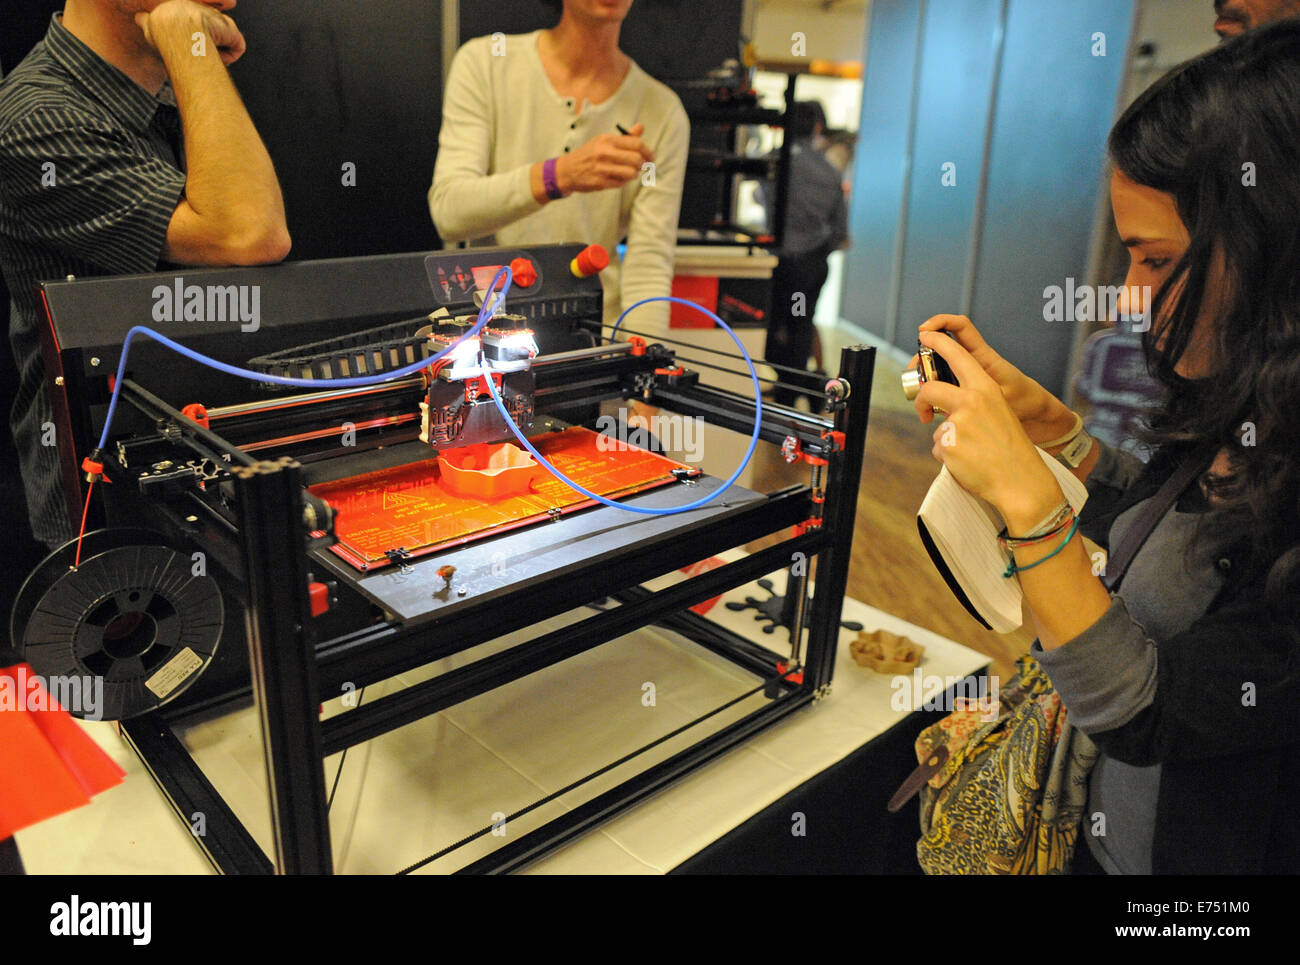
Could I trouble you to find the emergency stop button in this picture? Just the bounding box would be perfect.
[509,257,538,288]
[570,244,609,278]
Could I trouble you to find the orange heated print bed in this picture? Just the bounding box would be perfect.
[307,426,697,571]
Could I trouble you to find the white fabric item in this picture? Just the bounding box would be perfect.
[429,30,689,336]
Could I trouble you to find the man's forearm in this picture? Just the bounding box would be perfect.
[154,18,285,251]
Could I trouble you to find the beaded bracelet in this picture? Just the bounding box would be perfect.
[1002,518,1080,578]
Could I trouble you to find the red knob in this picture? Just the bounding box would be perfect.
[570,244,610,278]
[509,257,538,288]
[181,403,210,429]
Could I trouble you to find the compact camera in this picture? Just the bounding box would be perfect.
[901,331,958,400]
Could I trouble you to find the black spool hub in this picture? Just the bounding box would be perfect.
[11,529,223,721]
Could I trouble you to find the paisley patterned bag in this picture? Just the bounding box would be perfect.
[889,655,1097,874]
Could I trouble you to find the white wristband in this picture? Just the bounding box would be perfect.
[1056,429,1095,469]
[1039,410,1083,449]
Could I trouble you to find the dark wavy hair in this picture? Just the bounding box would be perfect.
[1107,19,1300,599]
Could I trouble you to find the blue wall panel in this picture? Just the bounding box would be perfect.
[841,0,1135,396]
[841,0,924,341]
[971,0,1134,395]
[894,0,1002,353]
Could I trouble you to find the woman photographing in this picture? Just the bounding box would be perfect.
[912,20,1300,874]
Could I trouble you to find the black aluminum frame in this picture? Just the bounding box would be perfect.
[113,341,873,875]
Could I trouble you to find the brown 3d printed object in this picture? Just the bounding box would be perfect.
[850,628,925,674]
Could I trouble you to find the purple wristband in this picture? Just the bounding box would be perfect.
[542,157,564,201]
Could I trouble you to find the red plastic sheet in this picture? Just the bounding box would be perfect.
[0,663,125,840]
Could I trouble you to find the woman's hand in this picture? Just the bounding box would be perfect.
[911,315,1076,445]
[915,331,1065,532]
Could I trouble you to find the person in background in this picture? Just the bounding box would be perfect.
[811,128,855,376]
[429,0,688,339]
[762,100,848,408]
[1214,0,1300,38]
[0,0,290,550]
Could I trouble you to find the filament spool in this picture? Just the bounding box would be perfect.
[11,529,223,720]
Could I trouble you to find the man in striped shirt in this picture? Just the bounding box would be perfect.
[0,0,289,548]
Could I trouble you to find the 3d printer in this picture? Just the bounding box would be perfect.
[12,242,873,873]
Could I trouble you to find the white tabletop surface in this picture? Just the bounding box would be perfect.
[15,555,987,874]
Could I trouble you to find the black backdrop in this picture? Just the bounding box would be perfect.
[228,1,444,261]
[460,0,745,82]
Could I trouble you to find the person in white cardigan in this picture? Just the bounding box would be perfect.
[429,0,689,338]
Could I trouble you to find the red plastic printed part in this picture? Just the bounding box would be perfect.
[439,442,539,500]
[181,403,210,429]
[776,661,805,685]
[509,257,538,288]
[308,581,331,617]
[570,244,610,278]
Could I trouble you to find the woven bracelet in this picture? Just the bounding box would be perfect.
[1002,518,1081,578]
[998,501,1072,550]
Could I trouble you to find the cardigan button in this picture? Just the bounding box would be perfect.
[1217,557,1232,571]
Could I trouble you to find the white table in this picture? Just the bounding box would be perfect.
[15,559,986,874]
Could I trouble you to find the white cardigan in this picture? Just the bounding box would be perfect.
[429,31,689,334]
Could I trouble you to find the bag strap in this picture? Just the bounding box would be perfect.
[1101,450,1212,591]
[887,744,948,813]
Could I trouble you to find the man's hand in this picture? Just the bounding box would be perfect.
[135,1,247,67]
[555,123,653,194]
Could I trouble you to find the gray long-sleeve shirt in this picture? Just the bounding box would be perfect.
[1034,441,1228,874]
[761,139,848,259]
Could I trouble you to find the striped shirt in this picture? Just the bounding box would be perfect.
[0,14,186,546]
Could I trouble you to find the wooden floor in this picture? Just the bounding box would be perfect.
[744,328,1034,681]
